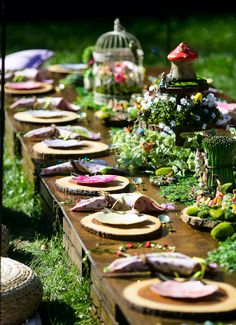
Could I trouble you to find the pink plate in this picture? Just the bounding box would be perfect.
[151,280,218,299]
[70,175,117,185]
[6,81,42,90]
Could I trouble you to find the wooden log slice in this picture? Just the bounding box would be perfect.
[181,207,220,230]
[80,214,162,241]
[123,278,236,319]
[13,111,79,124]
[4,82,53,95]
[55,175,129,195]
[47,64,87,74]
[33,141,109,160]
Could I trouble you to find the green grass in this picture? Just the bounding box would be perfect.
[6,15,236,98]
[3,152,98,324]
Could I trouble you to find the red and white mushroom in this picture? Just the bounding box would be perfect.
[167,42,198,81]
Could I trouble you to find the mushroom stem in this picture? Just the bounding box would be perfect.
[169,61,196,81]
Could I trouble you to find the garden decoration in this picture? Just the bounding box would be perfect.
[202,135,236,189]
[95,99,135,126]
[93,18,144,105]
[181,181,236,239]
[136,42,229,146]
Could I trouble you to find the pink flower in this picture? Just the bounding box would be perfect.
[114,73,126,84]
[126,243,134,249]
[145,241,152,248]
[88,58,95,66]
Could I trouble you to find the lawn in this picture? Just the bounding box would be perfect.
[6,15,236,98]
[3,14,236,324]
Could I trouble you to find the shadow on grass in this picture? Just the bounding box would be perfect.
[39,300,77,325]
[2,207,52,242]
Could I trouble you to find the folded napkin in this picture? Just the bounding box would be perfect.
[10,97,80,111]
[24,125,100,141]
[40,159,125,176]
[71,192,168,212]
[104,252,201,276]
[1,49,54,71]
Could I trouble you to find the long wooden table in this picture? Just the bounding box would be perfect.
[4,72,236,324]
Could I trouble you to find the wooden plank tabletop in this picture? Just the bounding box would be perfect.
[4,68,236,324]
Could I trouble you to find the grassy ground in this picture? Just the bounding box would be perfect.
[3,154,98,324]
[6,15,236,98]
[3,15,236,324]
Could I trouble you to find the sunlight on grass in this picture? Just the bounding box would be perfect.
[3,150,98,324]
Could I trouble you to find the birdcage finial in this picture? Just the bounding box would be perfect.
[114,18,125,32]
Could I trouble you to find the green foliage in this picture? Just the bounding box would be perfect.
[111,128,196,175]
[207,236,236,272]
[82,46,94,64]
[160,176,198,205]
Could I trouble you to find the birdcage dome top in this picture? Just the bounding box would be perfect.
[94,18,143,63]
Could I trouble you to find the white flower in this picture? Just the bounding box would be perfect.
[154,97,160,104]
[164,125,171,133]
[160,131,167,137]
[170,120,176,127]
[206,93,216,103]
[169,96,176,104]
[158,122,165,129]
[160,94,168,101]
[206,93,216,107]
[149,85,156,92]
[195,115,201,121]
[202,123,207,130]
[177,105,182,112]
[211,112,216,119]
[204,108,209,114]
[180,98,188,105]
[136,96,142,103]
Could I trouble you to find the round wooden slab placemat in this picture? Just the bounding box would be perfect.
[13,110,79,124]
[4,82,53,95]
[123,278,236,319]
[80,214,161,240]
[55,175,129,194]
[33,140,109,160]
[47,64,87,74]
[181,207,220,230]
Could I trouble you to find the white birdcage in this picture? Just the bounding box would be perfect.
[93,18,144,105]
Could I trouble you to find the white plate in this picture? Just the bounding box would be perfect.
[93,211,149,225]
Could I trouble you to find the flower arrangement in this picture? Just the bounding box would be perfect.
[93,61,143,96]
[137,85,230,133]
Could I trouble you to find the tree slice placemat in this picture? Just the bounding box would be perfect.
[4,82,53,95]
[13,111,79,124]
[123,278,236,319]
[80,214,161,240]
[55,175,129,195]
[47,64,87,74]
[181,207,220,230]
[33,141,109,160]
